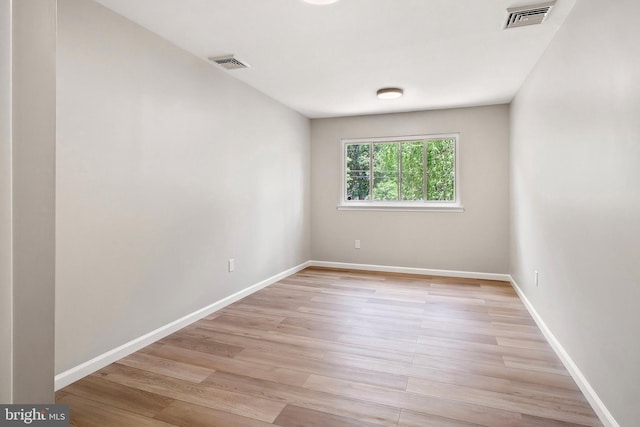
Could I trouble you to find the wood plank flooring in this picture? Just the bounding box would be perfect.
[55,267,602,426]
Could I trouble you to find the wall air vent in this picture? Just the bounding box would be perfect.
[505,1,556,29]
[208,55,250,70]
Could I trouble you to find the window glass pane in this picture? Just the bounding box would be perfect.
[373,143,399,200]
[400,141,424,201]
[426,138,455,201]
[346,144,370,200]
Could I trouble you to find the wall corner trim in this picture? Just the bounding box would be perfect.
[54,261,311,390]
[508,276,619,427]
[309,260,510,282]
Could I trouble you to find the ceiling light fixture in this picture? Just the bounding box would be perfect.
[303,0,340,5]
[377,88,403,99]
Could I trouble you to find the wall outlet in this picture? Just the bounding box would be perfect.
[354,239,361,249]
[228,258,235,272]
[534,270,539,287]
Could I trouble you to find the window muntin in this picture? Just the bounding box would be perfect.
[342,134,460,210]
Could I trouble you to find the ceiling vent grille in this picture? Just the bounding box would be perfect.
[208,55,250,70]
[505,1,556,29]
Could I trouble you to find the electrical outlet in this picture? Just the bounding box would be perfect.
[535,270,539,287]
[355,239,361,249]
[228,259,235,272]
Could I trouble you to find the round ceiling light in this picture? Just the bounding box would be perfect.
[377,87,403,99]
[303,0,340,4]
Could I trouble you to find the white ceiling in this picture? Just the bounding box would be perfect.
[94,0,576,118]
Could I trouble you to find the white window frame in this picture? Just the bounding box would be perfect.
[339,133,463,212]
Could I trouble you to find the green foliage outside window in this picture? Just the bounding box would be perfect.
[426,139,455,201]
[373,143,398,200]
[401,141,424,201]
[345,137,455,202]
[345,144,370,200]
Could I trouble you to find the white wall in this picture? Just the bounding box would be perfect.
[56,0,310,374]
[0,0,12,403]
[2,0,57,403]
[311,105,510,274]
[510,0,640,425]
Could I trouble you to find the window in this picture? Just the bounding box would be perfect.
[340,134,462,211]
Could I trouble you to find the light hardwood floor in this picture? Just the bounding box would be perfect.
[56,268,602,426]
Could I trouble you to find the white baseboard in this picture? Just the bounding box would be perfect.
[63,255,617,427]
[509,276,618,427]
[54,261,311,390]
[309,260,510,282]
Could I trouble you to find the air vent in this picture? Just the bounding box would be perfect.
[505,1,556,29]
[208,55,250,70]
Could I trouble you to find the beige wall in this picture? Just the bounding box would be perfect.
[310,105,510,274]
[0,0,12,403]
[2,0,57,403]
[56,0,310,374]
[510,0,640,425]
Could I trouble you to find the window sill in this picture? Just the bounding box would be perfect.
[337,203,464,213]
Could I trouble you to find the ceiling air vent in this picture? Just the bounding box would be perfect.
[208,55,250,70]
[505,1,556,29]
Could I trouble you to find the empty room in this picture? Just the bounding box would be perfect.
[1,0,638,426]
